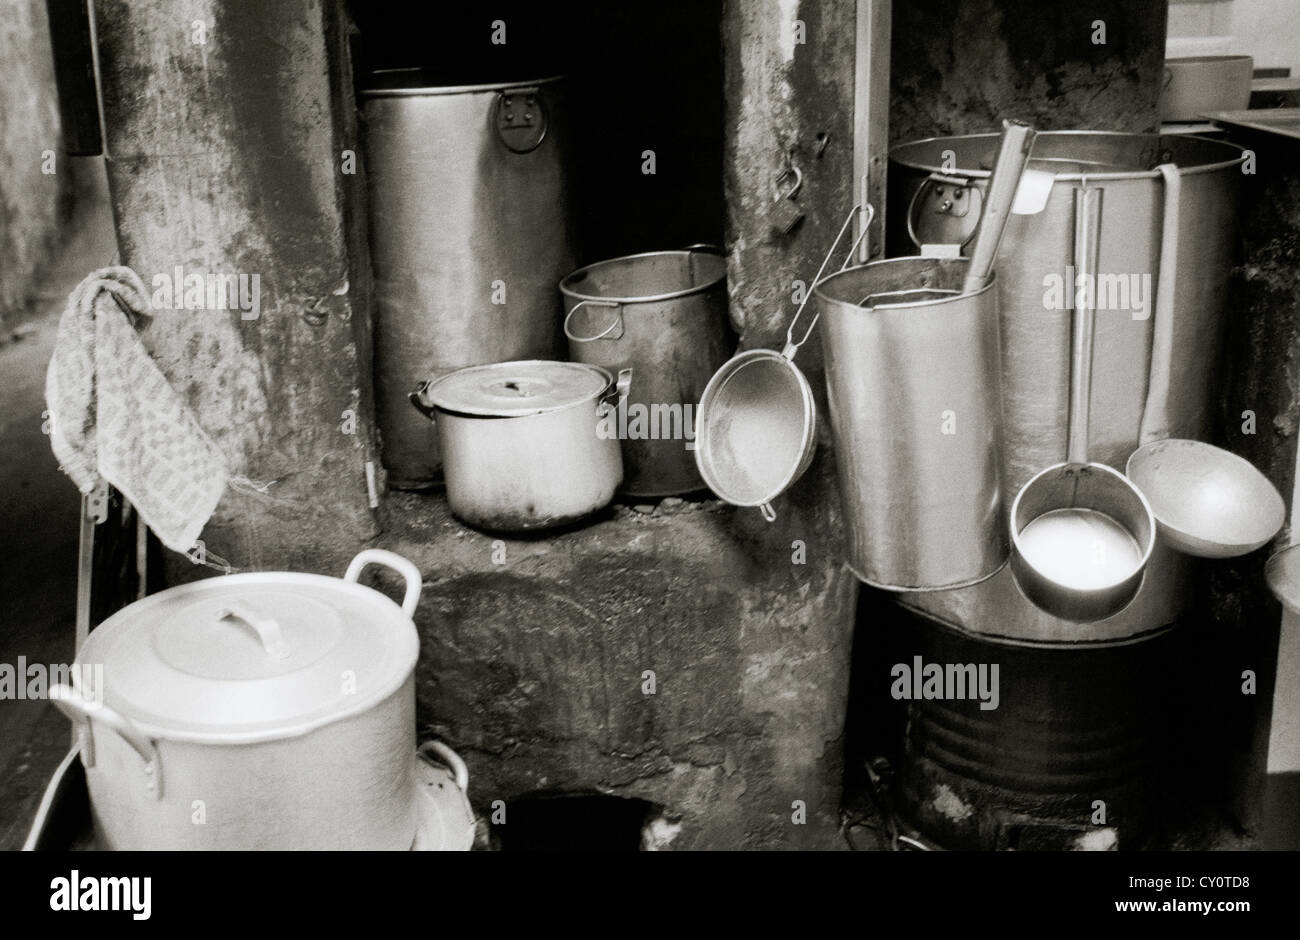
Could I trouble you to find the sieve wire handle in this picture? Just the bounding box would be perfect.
[783,202,875,358]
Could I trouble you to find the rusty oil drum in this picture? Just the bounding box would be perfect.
[891,608,1180,851]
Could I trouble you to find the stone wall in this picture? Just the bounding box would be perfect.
[891,0,1167,140]
[0,0,66,324]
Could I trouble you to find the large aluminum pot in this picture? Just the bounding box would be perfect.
[411,360,630,532]
[362,74,575,490]
[49,550,423,850]
[889,131,1246,642]
[560,248,735,497]
[815,257,1006,590]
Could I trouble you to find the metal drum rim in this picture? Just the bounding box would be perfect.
[360,74,565,98]
[890,129,1248,180]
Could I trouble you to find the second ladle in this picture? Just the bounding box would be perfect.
[1009,185,1157,623]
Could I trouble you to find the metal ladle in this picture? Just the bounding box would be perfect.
[1009,186,1158,622]
[1124,163,1285,559]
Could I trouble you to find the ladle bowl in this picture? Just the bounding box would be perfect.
[1010,461,1157,622]
[1125,439,1285,559]
[1265,543,1300,616]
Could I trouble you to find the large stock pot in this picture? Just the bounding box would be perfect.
[889,131,1246,642]
[50,550,423,850]
[362,73,575,489]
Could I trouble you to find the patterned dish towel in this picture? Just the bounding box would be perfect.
[45,266,228,553]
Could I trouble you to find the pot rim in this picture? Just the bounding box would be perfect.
[70,571,418,746]
[559,248,727,305]
[813,258,995,310]
[890,129,1247,181]
[694,348,817,508]
[360,73,564,98]
[423,360,614,419]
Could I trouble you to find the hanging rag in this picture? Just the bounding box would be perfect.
[45,266,229,554]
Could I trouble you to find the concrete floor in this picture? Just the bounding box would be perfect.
[0,160,116,849]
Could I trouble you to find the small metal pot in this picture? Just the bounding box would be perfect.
[411,360,631,532]
[560,247,734,497]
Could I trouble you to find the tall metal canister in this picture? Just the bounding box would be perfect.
[888,131,1246,643]
[815,257,1007,590]
[361,74,575,489]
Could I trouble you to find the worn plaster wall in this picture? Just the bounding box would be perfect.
[891,0,1167,141]
[0,0,67,324]
[383,463,857,850]
[1215,129,1300,841]
[93,0,379,574]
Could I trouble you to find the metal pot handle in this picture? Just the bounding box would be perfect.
[409,379,437,421]
[217,603,290,659]
[906,173,982,251]
[598,368,633,413]
[564,299,623,342]
[49,684,163,800]
[344,549,422,617]
[417,740,469,792]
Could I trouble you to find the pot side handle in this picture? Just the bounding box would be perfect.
[49,684,163,800]
[345,549,423,617]
[409,379,438,421]
[417,740,469,792]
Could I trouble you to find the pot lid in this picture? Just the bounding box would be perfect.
[425,360,611,417]
[73,570,419,743]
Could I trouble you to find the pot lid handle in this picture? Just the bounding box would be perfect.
[344,549,423,617]
[218,603,291,660]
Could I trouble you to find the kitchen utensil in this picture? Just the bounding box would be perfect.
[411,360,631,532]
[1265,544,1300,616]
[962,119,1036,291]
[816,256,1005,590]
[48,548,424,850]
[891,131,1247,644]
[1138,163,1182,444]
[892,131,1246,489]
[1126,439,1284,558]
[694,204,872,521]
[1126,162,1284,558]
[412,741,475,851]
[1161,56,1254,123]
[1010,187,1156,622]
[361,73,574,489]
[560,247,734,497]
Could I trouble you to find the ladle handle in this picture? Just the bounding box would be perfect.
[1068,186,1104,465]
[962,120,1035,293]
